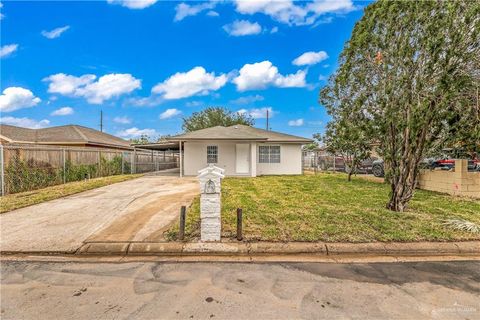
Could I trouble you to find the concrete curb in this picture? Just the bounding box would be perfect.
[63,241,480,257]
[1,241,478,257]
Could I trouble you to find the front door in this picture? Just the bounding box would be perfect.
[235,144,250,174]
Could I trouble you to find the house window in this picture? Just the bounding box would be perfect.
[207,145,218,163]
[259,146,281,163]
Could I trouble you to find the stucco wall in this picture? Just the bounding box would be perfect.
[183,141,303,176]
[183,141,248,176]
[418,160,480,199]
[256,143,302,175]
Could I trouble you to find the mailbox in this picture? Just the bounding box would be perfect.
[198,165,225,242]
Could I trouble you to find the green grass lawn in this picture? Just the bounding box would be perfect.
[0,174,143,213]
[166,173,480,242]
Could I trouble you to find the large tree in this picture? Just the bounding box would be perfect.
[321,1,480,211]
[182,107,254,132]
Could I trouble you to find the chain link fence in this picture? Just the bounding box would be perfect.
[303,150,342,172]
[303,150,378,175]
[0,144,179,195]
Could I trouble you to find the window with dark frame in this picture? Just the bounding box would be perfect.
[259,145,280,163]
[207,145,218,163]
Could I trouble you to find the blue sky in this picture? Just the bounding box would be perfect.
[0,0,366,140]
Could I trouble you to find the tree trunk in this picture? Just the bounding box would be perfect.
[387,136,424,212]
[348,170,353,181]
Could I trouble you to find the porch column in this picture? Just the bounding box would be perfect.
[179,141,183,177]
[250,142,257,177]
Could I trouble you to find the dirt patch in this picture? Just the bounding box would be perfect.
[86,181,198,242]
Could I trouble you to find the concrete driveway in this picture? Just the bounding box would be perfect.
[0,173,198,253]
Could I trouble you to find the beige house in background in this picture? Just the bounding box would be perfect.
[0,124,132,150]
[169,125,312,177]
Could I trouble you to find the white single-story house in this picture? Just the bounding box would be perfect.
[169,125,313,177]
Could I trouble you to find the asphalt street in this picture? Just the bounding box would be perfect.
[1,260,479,319]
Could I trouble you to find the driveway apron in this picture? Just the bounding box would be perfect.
[0,173,198,253]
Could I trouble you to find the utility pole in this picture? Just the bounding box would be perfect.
[100,110,103,132]
[266,109,269,131]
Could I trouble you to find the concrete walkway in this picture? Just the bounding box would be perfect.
[0,173,198,253]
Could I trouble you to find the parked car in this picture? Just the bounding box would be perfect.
[371,157,480,178]
[372,159,385,177]
[430,158,480,171]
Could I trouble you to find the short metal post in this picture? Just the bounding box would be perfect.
[179,206,186,240]
[237,208,243,241]
[63,148,66,184]
[0,144,5,196]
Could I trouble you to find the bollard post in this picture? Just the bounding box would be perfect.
[179,206,186,240]
[237,208,243,241]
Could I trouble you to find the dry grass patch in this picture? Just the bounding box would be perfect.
[0,174,143,213]
[166,173,480,242]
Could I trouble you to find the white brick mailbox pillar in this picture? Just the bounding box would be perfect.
[198,165,225,242]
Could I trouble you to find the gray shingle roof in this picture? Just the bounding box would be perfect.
[169,125,312,143]
[0,124,131,149]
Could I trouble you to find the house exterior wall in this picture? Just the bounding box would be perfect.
[256,143,302,175]
[183,141,245,176]
[183,140,303,176]
[418,160,480,199]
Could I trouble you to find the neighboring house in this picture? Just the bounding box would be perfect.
[0,124,132,150]
[169,125,312,177]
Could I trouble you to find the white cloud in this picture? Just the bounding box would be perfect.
[318,74,328,81]
[270,26,279,33]
[107,0,157,9]
[206,10,219,17]
[293,50,328,66]
[0,44,18,58]
[51,106,74,116]
[175,2,216,21]
[237,107,274,119]
[41,25,70,39]
[44,73,141,104]
[1,116,50,129]
[230,94,264,105]
[43,73,95,95]
[77,74,141,104]
[223,20,262,36]
[159,108,182,120]
[113,116,132,124]
[288,118,304,126]
[152,67,227,100]
[0,87,41,112]
[234,0,355,26]
[232,60,306,91]
[0,2,4,20]
[117,127,157,138]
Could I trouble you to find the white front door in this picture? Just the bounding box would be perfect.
[236,144,250,174]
